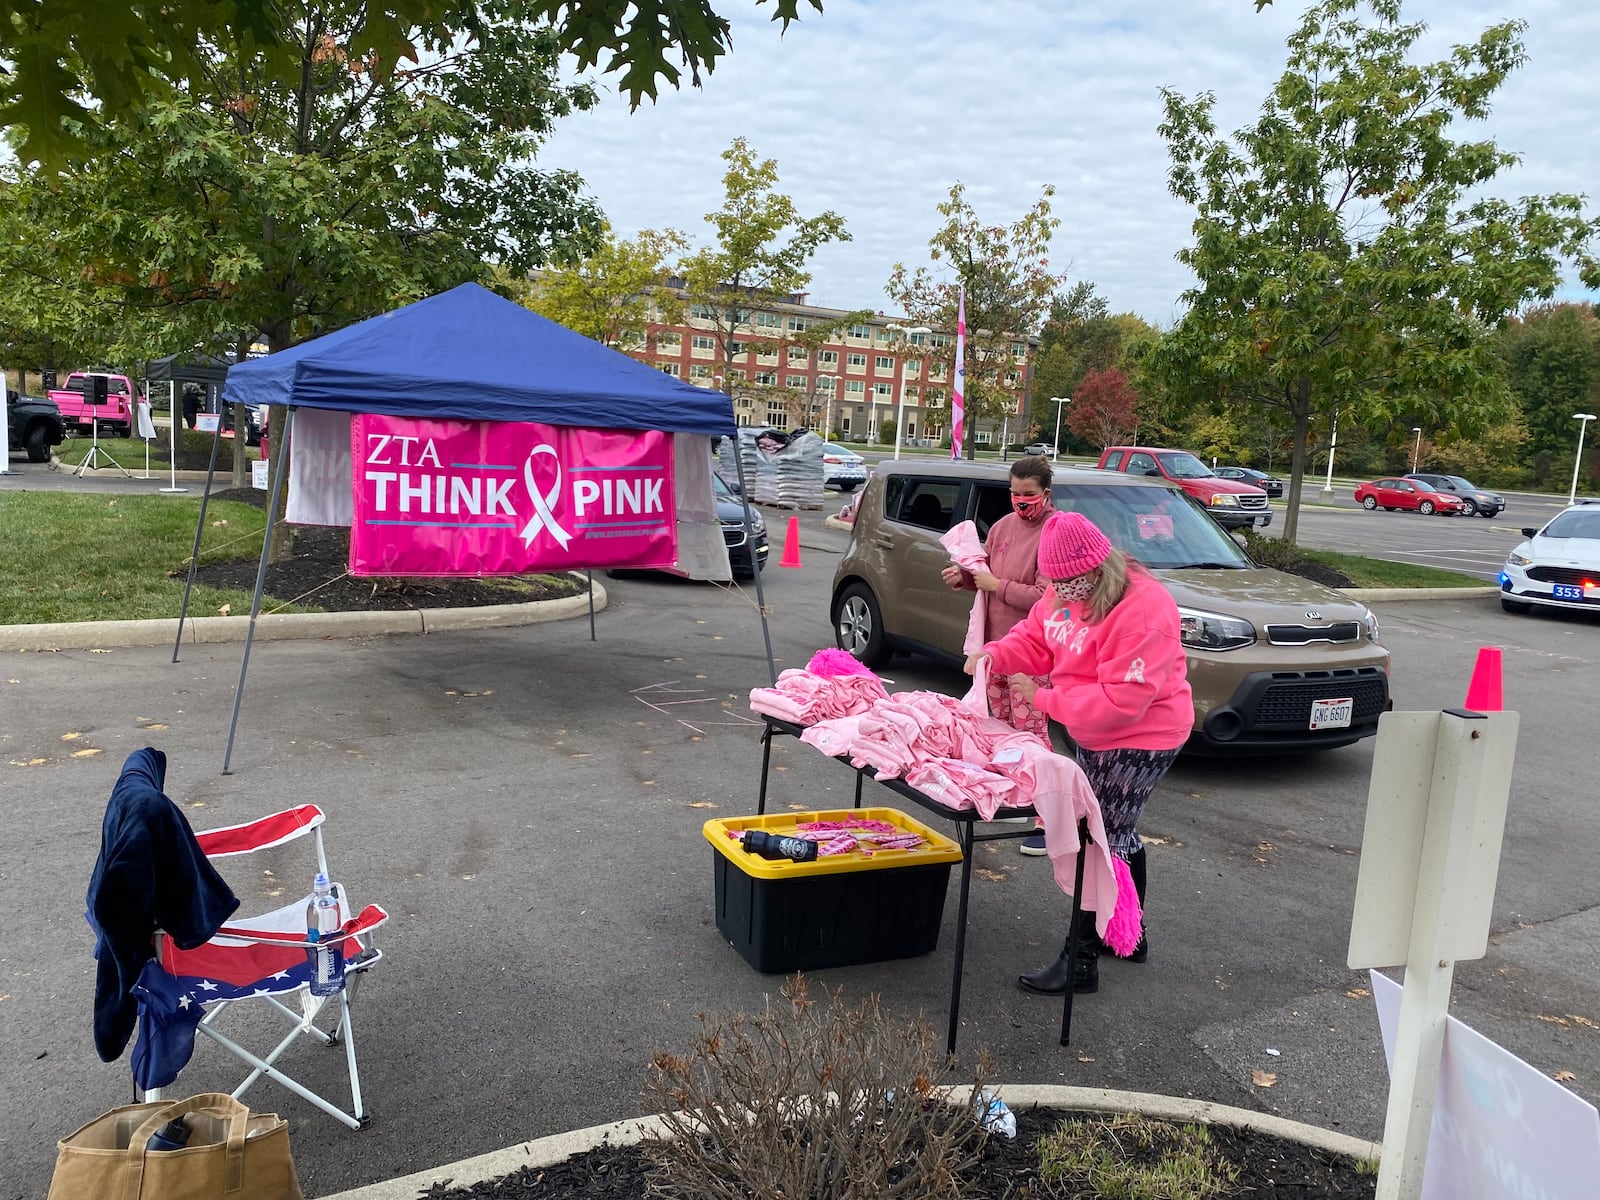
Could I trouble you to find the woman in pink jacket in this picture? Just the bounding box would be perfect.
[939,455,1053,738]
[965,510,1191,995]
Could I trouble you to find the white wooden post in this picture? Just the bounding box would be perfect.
[159,378,187,493]
[1348,708,1520,1200]
[0,363,13,474]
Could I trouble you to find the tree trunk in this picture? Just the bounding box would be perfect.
[263,323,294,563]
[1281,378,1313,547]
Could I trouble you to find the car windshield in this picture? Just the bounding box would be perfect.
[1541,509,1600,540]
[1154,451,1215,479]
[1443,476,1478,490]
[1053,481,1251,569]
[712,472,734,499]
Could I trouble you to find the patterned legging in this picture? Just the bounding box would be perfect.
[1074,745,1181,860]
[987,672,1051,740]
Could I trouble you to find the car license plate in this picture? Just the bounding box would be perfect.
[1553,584,1584,601]
[1309,697,1353,730]
[1255,515,1270,526]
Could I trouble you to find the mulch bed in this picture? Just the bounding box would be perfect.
[419,1106,1376,1199]
[189,489,585,612]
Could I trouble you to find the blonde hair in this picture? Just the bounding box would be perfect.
[1082,548,1131,624]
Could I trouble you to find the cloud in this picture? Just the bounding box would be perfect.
[540,0,1600,324]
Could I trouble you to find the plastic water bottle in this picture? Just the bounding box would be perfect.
[145,1117,190,1152]
[740,830,818,863]
[305,873,345,996]
[975,1088,1017,1139]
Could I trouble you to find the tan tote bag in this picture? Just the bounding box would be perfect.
[48,1092,305,1200]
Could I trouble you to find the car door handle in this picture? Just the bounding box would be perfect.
[872,535,895,550]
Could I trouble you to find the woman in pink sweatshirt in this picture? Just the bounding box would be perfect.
[966,509,1191,996]
[940,455,1053,738]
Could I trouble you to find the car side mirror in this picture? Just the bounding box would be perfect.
[1521,527,1537,538]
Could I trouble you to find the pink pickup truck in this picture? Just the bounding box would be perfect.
[50,372,137,436]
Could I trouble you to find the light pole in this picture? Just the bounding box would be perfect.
[1571,413,1597,504]
[1320,408,1339,498]
[1050,396,1070,461]
[885,323,931,459]
[1410,427,1422,474]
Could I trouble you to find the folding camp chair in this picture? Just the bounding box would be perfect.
[142,804,388,1130]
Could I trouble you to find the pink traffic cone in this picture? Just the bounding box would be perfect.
[1463,646,1503,712]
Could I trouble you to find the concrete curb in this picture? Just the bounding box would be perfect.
[824,515,854,532]
[0,575,606,652]
[314,1084,1380,1200]
[1339,586,1498,602]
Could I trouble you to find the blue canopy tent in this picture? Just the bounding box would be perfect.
[181,283,773,772]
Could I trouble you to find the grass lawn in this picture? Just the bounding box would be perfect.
[1298,547,1486,588]
[55,428,260,470]
[0,493,318,625]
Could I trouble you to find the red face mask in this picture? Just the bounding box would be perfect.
[1012,493,1049,520]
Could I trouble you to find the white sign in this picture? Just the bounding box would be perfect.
[1374,971,1600,1200]
[251,459,268,490]
[196,412,221,433]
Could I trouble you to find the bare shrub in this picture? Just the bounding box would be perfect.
[641,974,993,1200]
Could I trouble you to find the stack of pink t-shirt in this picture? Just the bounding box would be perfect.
[748,668,889,724]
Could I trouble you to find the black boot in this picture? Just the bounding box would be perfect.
[1128,848,1149,963]
[1018,911,1100,995]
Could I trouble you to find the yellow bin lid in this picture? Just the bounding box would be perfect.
[703,806,963,880]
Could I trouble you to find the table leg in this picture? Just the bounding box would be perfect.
[1060,819,1090,1046]
[853,771,864,810]
[947,821,976,1056]
[757,724,774,816]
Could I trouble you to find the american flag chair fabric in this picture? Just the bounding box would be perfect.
[143,804,388,1130]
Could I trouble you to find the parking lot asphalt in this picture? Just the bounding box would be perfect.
[3,506,1599,1199]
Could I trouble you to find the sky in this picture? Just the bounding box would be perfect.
[539,0,1600,327]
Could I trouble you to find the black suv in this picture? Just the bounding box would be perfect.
[6,390,65,463]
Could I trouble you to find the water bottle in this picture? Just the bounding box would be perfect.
[305,873,345,996]
[740,829,818,863]
[145,1117,190,1152]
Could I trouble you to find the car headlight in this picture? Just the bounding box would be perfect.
[1362,606,1381,645]
[1209,494,1240,507]
[1177,606,1256,650]
[1507,552,1532,567]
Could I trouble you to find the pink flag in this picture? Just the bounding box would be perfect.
[950,289,966,459]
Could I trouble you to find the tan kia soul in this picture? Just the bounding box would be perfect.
[831,460,1390,754]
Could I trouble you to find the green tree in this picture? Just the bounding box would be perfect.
[677,137,851,420]
[522,224,688,350]
[1498,304,1600,478]
[1148,0,1600,544]
[0,0,826,170]
[887,183,1064,458]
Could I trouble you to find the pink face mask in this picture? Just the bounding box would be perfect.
[1012,494,1049,520]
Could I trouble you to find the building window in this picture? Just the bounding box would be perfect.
[875,327,894,344]
[976,429,992,445]
[689,364,712,380]
[930,362,948,380]
[930,333,953,349]
[788,345,809,363]
[818,377,836,392]
[840,415,852,432]
[905,385,920,401]
[735,394,753,411]
[767,402,787,425]
[786,374,807,389]
[656,331,681,349]
[691,334,715,351]
[926,389,945,407]
[754,311,781,328]
[690,303,717,320]
[787,316,810,332]
[660,363,680,377]
[909,331,927,346]
[907,421,917,439]
[757,345,778,362]
[904,358,922,375]
[875,355,894,371]
[846,353,867,369]
[730,369,746,382]
[848,322,871,339]
[753,371,778,385]
[818,350,838,367]
[874,383,893,398]
[1005,370,1021,386]
[844,380,865,396]
[1012,341,1027,361]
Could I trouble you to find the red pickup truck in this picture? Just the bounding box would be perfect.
[50,372,137,436]
[1096,445,1271,531]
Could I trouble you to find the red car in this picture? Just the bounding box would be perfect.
[1354,477,1464,515]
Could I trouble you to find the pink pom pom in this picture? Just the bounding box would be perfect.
[806,647,878,678]
[1102,854,1144,958]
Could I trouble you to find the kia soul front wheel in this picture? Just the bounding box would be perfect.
[833,582,891,668]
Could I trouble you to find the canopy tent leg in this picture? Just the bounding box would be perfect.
[158,379,188,494]
[730,444,777,686]
[172,417,227,663]
[587,570,596,641]
[222,406,295,775]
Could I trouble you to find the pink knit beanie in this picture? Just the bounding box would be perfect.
[1037,511,1112,579]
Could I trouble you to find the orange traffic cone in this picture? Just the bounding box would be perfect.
[780,515,802,568]
[1463,646,1503,712]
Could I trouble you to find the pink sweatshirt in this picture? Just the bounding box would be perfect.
[951,512,1048,641]
[981,567,1193,751]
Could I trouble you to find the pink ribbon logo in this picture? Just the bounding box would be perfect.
[520,445,572,549]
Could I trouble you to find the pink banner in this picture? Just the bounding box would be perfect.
[950,289,966,460]
[348,415,676,576]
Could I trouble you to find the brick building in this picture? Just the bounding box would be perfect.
[630,281,1035,446]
